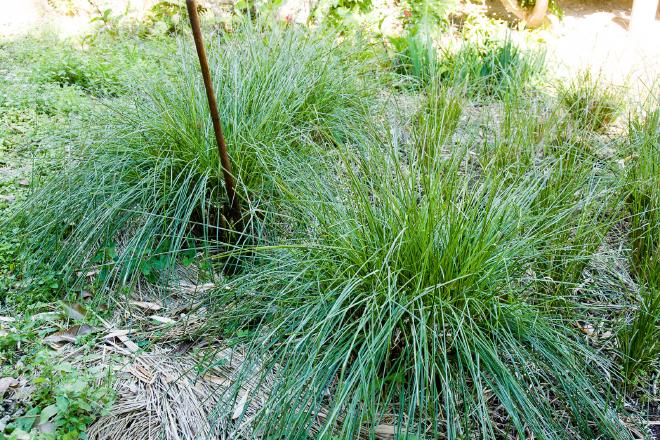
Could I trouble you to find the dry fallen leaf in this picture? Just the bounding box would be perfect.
[104,329,132,339]
[172,340,196,355]
[44,324,94,348]
[0,316,16,323]
[128,363,154,384]
[0,377,18,397]
[203,374,230,387]
[375,424,396,439]
[117,334,140,353]
[232,392,248,420]
[61,302,87,321]
[30,312,60,322]
[578,322,595,336]
[150,315,176,324]
[131,301,162,312]
[38,422,56,434]
[18,179,30,187]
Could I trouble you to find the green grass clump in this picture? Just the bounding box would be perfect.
[530,152,621,295]
[11,24,372,293]
[206,134,629,438]
[389,31,437,88]
[412,79,464,163]
[389,33,542,97]
[437,38,543,98]
[618,287,659,388]
[618,106,659,387]
[558,70,622,132]
[626,108,659,288]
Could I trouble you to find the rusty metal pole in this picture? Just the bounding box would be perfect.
[186,0,241,225]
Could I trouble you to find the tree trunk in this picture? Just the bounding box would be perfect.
[276,0,318,23]
[630,0,659,33]
[526,0,549,28]
[499,0,527,21]
[499,0,549,28]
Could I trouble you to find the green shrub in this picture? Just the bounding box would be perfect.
[139,0,206,36]
[388,33,542,96]
[11,24,372,294]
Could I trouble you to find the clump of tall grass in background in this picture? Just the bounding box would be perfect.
[389,29,543,97]
[436,37,544,99]
[10,23,373,292]
[412,78,464,163]
[389,31,437,88]
[558,70,622,132]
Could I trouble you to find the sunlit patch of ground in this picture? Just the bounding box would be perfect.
[542,0,660,99]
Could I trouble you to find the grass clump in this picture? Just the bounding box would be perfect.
[618,106,659,387]
[412,80,464,162]
[206,132,630,438]
[437,38,543,98]
[558,70,622,132]
[10,24,372,294]
[618,287,659,389]
[530,152,621,295]
[625,107,659,288]
[389,31,437,88]
[388,31,542,97]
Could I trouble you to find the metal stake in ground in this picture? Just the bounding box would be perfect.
[186,0,241,225]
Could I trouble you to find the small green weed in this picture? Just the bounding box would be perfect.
[4,352,113,439]
[1,313,114,439]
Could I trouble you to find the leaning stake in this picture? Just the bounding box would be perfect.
[186,0,241,225]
